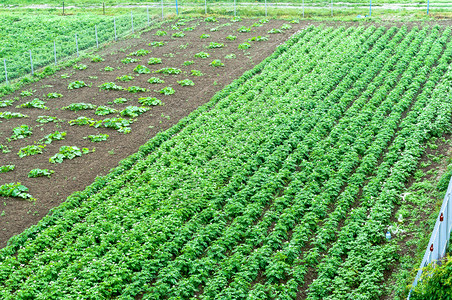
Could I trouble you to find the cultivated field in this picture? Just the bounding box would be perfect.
[1,13,452,300]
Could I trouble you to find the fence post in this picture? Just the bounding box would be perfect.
[95,25,99,48]
[302,0,304,18]
[369,0,372,16]
[162,0,164,19]
[29,50,34,75]
[54,40,57,65]
[147,6,150,25]
[63,1,65,15]
[176,0,179,15]
[103,2,105,15]
[131,11,134,33]
[114,17,117,41]
[3,59,8,84]
[427,0,430,15]
[265,0,267,17]
[75,34,79,57]
[205,0,207,14]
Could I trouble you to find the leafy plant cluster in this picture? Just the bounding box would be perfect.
[49,145,90,163]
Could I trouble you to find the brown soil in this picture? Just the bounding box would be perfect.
[0,17,305,248]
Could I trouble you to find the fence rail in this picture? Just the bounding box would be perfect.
[408,176,452,298]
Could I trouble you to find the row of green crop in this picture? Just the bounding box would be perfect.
[0,10,154,84]
[1,24,452,298]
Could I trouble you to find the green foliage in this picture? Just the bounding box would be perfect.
[133,65,151,74]
[120,106,150,117]
[183,60,194,66]
[268,28,283,34]
[183,26,195,31]
[0,183,34,200]
[129,49,150,56]
[116,75,134,82]
[237,26,251,33]
[47,92,63,98]
[104,66,115,71]
[226,35,237,41]
[204,16,217,22]
[127,86,147,93]
[39,131,66,144]
[62,102,96,111]
[259,18,269,23]
[95,106,117,116]
[49,146,89,163]
[177,79,195,86]
[411,256,452,299]
[231,16,242,22]
[91,55,104,62]
[84,134,109,142]
[67,81,87,89]
[0,99,14,107]
[121,57,140,64]
[28,169,54,178]
[149,41,165,47]
[200,34,210,39]
[36,116,60,123]
[155,67,181,75]
[172,31,185,38]
[10,125,32,140]
[206,42,224,49]
[17,144,46,158]
[148,77,165,84]
[138,97,162,106]
[248,36,269,42]
[18,98,48,109]
[281,24,293,30]
[0,145,10,153]
[0,111,28,119]
[99,82,123,91]
[73,64,87,70]
[101,118,132,133]
[159,87,175,95]
[148,57,162,65]
[20,89,33,97]
[155,30,167,36]
[210,59,224,67]
[191,70,203,76]
[194,51,210,58]
[69,116,95,126]
[225,53,236,59]
[238,42,251,50]
[0,165,15,173]
[114,97,128,104]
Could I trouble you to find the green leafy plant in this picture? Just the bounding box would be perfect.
[183,60,194,66]
[20,89,34,97]
[61,73,71,78]
[17,145,46,158]
[28,168,54,178]
[95,106,117,116]
[0,183,34,200]
[225,54,236,59]
[127,86,148,93]
[248,36,269,42]
[116,75,134,82]
[0,112,28,119]
[68,117,96,126]
[138,97,162,106]
[129,49,150,56]
[159,87,175,95]
[39,131,66,144]
[91,55,104,62]
[155,67,182,75]
[200,34,210,39]
[148,57,162,65]
[281,24,292,30]
[36,116,61,123]
[47,92,63,98]
[205,16,217,22]
[114,98,128,104]
[290,19,300,23]
[121,57,140,64]
[0,99,14,107]
[226,35,237,41]
[206,42,224,49]
[194,51,210,58]
[177,79,194,86]
[120,106,150,117]
[68,81,87,89]
[18,98,48,109]
[148,77,165,84]
[104,66,115,71]
[49,146,89,163]
[155,30,167,36]
[73,64,87,70]
[268,28,283,34]
[251,22,263,27]
[237,26,251,33]
[238,42,251,50]
[133,65,151,74]
[191,70,203,76]
[149,41,165,47]
[172,31,185,38]
[0,165,15,173]
[84,134,109,142]
[101,118,132,133]
[10,125,32,140]
[62,103,96,111]
[210,59,224,67]
[99,82,123,91]
[231,16,242,22]
[259,18,269,23]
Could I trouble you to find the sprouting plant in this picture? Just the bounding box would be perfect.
[226,35,237,41]
[69,117,96,126]
[200,34,210,39]
[171,25,180,30]
[47,92,63,98]
[95,106,117,116]
[39,131,66,144]
[68,81,87,89]
[73,64,87,70]
[0,165,15,173]
[10,125,32,140]
[281,24,292,30]
[251,22,263,27]
[290,19,300,23]
[17,145,46,158]
[18,99,48,109]
[237,26,251,33]
[172,31,185,38]
[84,134,109,142]
[268,28,283,34]
[36,116,61,123]
[121,57,140,64]
[183,60,195,66]
[101,118,132,133]
[117,75,135,82]
[127,86,148,93]
[183,26,195,31]
[206,42,224,49]
[61,73,71,78]
[0,99,14,107]
[120,106,150,118]
[238,42,251,50]
[259,18,269,23]
[205,16,217,22]
[148,77,165,84]
[99,82,123,91]
[155,30,167,36]
[0,183,34,200]
[104,66,115,71]
[114,98,128,104]
[129,49,150,56]
[231,16,242,22]
[148,57,162,65]
[177,79,194,86]
[155,67,182,75]
[62,103,96,111]
[159,87,175,95]
[0,145,11,153]
[133,65,151,74]
[191,70,203,76]
[225,54,236,59]
[20,89,34,97]
[28,169,54,178]
[210,59,225,67]
[248,36,269,42]
[91,55,104,62]
[138,97,162,106]
[194,51,210,58]
[149,41,165,47]
[179,43,189,49]
[49,146,89,163]
[0,112,28,119]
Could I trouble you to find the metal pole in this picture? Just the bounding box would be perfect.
[29,50,34,75]
[176,0,179,15]
[369,0,371,16]
[205,0,207,14]
[4,59,8,84]
[234,0,236,16]
[302,0,304,18]
[265,0,267,17]
[162,0,164,19]
[114,17,117,41]
[103,2,105,15]
[95,25,99,48]
[63,1,64,15]
[54,40,57,65]
[331,0,333,16]
[131,11,134,33]
[147,6,150,25]
[75,34,79,57]
[427,0,430,15]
